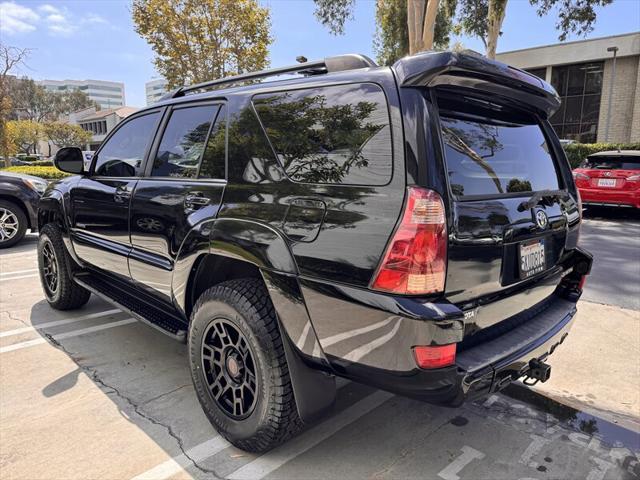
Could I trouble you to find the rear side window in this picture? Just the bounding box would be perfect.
[253,83,392,185]
[582,155,640,170]
[438,95,560,198]
[151,104,219,178]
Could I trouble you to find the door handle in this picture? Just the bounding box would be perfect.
[114,186,131,203]
[184,192,209,211]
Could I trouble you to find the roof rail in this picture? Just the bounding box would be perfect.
[159,54,377,101]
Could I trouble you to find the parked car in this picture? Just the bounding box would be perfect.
[0,171,47,247]
[573,150,640,209]
[38,51,592,452]
[9,157,29,166]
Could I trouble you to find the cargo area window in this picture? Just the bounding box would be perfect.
[253,83,392,185]
[437,94,561,198]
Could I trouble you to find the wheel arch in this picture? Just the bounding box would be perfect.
[0,195,31,229]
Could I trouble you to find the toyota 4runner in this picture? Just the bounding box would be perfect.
[39,51,592,452]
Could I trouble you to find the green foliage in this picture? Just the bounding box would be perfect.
[0,165,70,179]
[6,120,40,154]
[530,0,613,41]
[313,0,355,35]
[374,0,409,66]
[132,0,272,89]
[563,143,640,169]
[43,122,92,148]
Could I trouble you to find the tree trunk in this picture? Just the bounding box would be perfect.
[407,0,440,55]
[486,0,508,60]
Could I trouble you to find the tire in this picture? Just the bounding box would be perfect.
[0,199,27,248]
[188,278,303,452]
[38,224,91,310]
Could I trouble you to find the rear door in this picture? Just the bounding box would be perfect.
[434,91,580,326]
[128,102,226,302]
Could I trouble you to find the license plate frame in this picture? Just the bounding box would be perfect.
[597,178,617,187]
[519,239,546,279]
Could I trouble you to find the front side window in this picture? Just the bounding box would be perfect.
[438,95,560,198]
[151,105,219,178]
[93,112,160,177]
[253,83,392,185]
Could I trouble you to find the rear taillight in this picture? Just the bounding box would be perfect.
[413,344,456,369]
[578,275,587,290]
[626,174,640,181]
[572,171,590,181]
[371,187,447,295]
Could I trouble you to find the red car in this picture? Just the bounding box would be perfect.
[573,150,640,209]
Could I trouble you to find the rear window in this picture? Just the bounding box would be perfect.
[438,95,561,198]
[582,155,640,170]
[252,83,392,185]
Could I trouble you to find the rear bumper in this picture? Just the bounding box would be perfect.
[578,187,640,208]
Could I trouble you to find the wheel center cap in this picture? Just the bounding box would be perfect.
[225,354,243,380]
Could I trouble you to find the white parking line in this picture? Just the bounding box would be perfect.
[0,318,136,353]
[227,390,394,480]
[131,436,229,480]
[0,268,38,276]
[0,309,121,338]
[0,273,39,282]
[437,446,486,480]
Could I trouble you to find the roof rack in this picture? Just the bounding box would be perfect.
[160,53,377,101]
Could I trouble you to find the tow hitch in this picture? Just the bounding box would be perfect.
[523,359,551,386]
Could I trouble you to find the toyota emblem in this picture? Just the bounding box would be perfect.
[535,210,548,229]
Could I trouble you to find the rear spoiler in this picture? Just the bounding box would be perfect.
[393,51,561,118]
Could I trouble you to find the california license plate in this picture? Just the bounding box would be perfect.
[519,239,546,279]
[598,178,616,187]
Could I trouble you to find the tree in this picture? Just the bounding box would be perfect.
[6,120,40,155]
[132,0,272,89]
[453,0,613,59]
[0,44,30,167]
[375,0,455,65]
[43,122,92,149]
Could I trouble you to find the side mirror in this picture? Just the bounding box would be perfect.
[54,147,85,174]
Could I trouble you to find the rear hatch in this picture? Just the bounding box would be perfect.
[574,153,640,192]
[435,91,580,332]
[393,51,581,334]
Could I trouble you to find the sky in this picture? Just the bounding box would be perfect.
[1,0,639,108]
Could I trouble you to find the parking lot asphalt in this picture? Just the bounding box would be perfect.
[1,211,639,480]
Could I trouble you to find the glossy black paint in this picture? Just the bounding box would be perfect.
[38,50,592,411]
[0,171,41,230]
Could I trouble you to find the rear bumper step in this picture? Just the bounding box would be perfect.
[73,271,187,342]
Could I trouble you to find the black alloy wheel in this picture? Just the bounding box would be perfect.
[202,318,258,419]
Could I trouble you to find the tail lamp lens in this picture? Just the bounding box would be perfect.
[413,344,456,369]
[572,171,590,181]
[372,187,447,295]
[626,174,640,181]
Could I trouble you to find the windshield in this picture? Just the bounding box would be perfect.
[438,95,561,198]
[582,155,640,170]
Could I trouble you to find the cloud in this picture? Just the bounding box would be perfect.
[0,2,109,37]
[0,2,40,35]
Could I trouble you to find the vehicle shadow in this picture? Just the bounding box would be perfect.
[582,205,640,222]
[26,297,640,480]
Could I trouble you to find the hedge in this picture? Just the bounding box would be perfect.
[1,165,71,180]
[563,143,640,169]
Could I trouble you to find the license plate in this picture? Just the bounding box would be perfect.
[598,178,616,187]
[519,239,546,279]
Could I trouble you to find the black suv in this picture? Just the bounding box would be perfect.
[39,51,592,452]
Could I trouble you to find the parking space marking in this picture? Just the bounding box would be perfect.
[131,436,229,480]
[0,309,121,338]
[227,390,394,480]
[0,268,38,276]
[0,318,136,353]
[437,445,486,480]
[0,273,38,281]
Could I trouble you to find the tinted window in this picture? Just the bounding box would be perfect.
[199,105,226,179]
[438,96,560,198]
[582,155,640,170]
[151,105,218,178]
[94,112,160,177]
[253,83,392,185]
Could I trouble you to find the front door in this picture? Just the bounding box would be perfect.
[128,103,227,302]
[70,110,163,278]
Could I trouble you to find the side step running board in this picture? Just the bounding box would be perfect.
[74,272,187,342]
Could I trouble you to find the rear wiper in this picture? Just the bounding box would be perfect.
[517,189,568,211]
